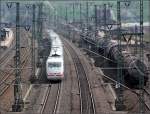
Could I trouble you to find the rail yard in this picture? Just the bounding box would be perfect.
[0,0,150,114]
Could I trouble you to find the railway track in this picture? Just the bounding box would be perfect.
[0,53,10,66]
[143,89,150,111]
[0,48,15,67]
[40,83,61,114]
[76,40,150,112]
[0,72,15,96]
[0,48,31,96]
[63,39,96,114]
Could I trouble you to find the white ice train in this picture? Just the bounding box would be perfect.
[46,30,64,80]
[0,28,14,49]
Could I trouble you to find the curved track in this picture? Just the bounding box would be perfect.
[63,39,96,114]
[75,39,150,112]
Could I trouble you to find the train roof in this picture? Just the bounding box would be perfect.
[48,29,59,38]
[48,30,63,47]
[47,55,63,63]
[51,37,62,47]
[49,46,63,57]
[47,29,63,57]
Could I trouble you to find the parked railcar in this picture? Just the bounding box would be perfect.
[0,28,14,49]
[97,39,149,86]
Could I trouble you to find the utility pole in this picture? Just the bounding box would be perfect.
[30,4,36,82]
[12,2,24,112]
[72,3,75,42]
[37,3,43,67]
[115,1,124,111]
[79,3,82,29]
[94,5,97,40]
[53,9,56,27]
[115,1,145,112]
[73,3,75,25]
[85,2,89,49]
[139,0,144,113]
[47,7,51,27]
[59,5,63,30]
[86,2,89,27]
[103,4,107,62]
[0,0,1,28]
[0,0,1,50]
[56,9,58,29]
[49,7,52,27]
[79,3,83,47]
[134,25,138,54]
[65,6,68,24]
[65,5,68,38]
[103,4,107,36]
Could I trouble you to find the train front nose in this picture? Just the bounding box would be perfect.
[47,72,64,80]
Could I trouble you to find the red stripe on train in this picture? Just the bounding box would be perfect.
[48,72,64,76]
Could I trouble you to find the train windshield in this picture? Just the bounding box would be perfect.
[48,62,61,69]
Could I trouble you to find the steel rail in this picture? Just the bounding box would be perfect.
[40,83,61,114]
[143,89,150,111]
[0,48,30,96]
[53,83,61,114]
[63,39,96,114]
[40,85,51,114]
